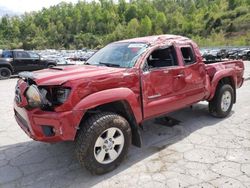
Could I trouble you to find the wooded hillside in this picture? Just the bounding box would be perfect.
[0,0,249,49]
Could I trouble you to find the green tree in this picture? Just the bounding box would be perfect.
[140,16,152,36]
[0,0,249,49]
[154,12,166,34]
[127,18,140,38]
[228,0,237,10]
[124,5,138,22]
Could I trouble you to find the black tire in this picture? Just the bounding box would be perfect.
[47,64,55,68]
[75,112,131,174]
[0,67,12,79]
[209,84,234,118]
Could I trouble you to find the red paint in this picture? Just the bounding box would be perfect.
[13,35,244,142]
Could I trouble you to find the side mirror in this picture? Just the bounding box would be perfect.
[143,63,150,72]
[143,61,154,72]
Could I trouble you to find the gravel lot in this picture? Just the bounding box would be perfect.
[0,62,250,188]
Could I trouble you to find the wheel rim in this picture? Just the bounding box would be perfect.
[94,127,124,164]
[221,90,232,112]
[1,70,9,77]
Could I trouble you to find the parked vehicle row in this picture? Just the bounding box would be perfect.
[1,46,248,80]
[200,47,250,61]
[0,49,97,79]
[35,49,97,65]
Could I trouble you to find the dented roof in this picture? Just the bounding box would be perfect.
[115,34,191,45]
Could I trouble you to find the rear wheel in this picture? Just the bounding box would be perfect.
[242,56,247,61]
[209,84,234,118]
[75,112,131,174]
[47,64,55,68]
[0,67,11,79]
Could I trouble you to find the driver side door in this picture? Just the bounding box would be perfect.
[141,46,188,119]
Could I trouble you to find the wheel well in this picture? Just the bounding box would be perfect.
[0,65,13,73]
[47,63,56,67]
[218,76,236,103]
[79,100,142,147]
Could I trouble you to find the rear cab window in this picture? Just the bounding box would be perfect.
[180,46,196,65]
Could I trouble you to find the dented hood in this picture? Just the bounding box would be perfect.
[19,65,126,85]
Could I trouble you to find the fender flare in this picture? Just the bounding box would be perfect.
[73,87,142,123]
[208,68,236,100]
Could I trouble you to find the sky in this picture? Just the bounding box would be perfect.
[0,0,80,14]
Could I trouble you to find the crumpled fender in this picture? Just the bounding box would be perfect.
[73,87,142,123]
[208,68,236,100]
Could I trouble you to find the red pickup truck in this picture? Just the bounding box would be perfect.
[14,35,244,174]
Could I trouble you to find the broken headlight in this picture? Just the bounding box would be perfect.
[52,87,71,104]
[25,85,42,108]
[25,85,70,108]
[26,85,52,109]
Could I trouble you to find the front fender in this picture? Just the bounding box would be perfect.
[208,68,236,100]
[73,88,142,123]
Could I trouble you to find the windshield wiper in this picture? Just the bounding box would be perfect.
[99,62,120,67]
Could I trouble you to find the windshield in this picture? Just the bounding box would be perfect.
[87,42,148,68]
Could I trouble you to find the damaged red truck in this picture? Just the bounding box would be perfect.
[14,35,244,174]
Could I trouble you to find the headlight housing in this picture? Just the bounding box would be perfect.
[52,87,71,104]
[25,85,42,108]
[25,85,71,109]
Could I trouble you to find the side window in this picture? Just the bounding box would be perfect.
[2,51,13,58]
[15,51,30,59]
[146,46,178,70]
[28,52,40,59]
[181,47,196,65]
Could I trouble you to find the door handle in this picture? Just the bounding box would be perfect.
[148,93,161,99]
[163,70,169,74]
[174,74,185,78]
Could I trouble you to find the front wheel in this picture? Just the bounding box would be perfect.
[75,112,131,174]
[0,67,11,79]
[209,84,234,118]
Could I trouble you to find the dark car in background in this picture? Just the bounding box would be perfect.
[203,49,221,61]
[238,49,250,60]
[200,47,250,61]
[0,50,57,79]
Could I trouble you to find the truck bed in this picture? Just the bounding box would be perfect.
[205,59,244,89]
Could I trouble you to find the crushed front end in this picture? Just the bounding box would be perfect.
[13,72,83,142]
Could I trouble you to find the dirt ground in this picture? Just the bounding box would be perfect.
[0,62,250,188]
